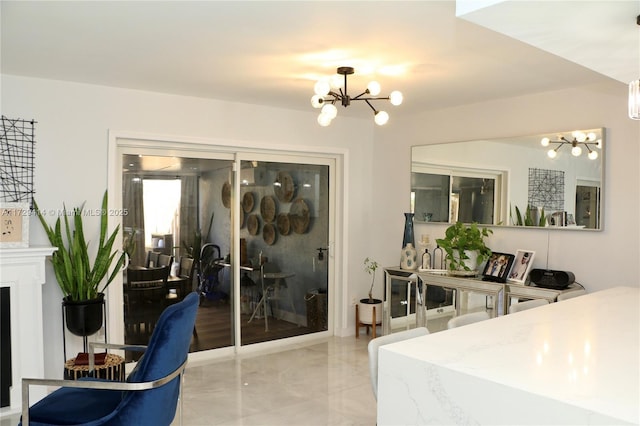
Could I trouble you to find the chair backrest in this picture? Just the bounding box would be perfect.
[367,327,429,399]
[146,251,160,268]
[557,289,587,301]
[509,298,549,313]
[157,254,174,268]
[127,266,169,289]
[114,292,199,425]
[447,311,490,329]
[178,256,195,278]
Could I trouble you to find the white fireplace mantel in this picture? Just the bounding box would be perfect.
[0,246,56,416]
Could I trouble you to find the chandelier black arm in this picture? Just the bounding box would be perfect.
[351,96,391,102]
[364,99,378,113]
[351,89,370,100]
[548,140,568,151]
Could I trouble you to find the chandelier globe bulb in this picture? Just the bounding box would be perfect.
[314,80,331,96]
[329,74,344,90]
[321,103,338,119]
[389,91,403,106]
[310,95,324,108]
[588,150,598,160]
[374,110,389,126]
[573,131,587,142]
[367,81,381,96]
[541,137,550,147]
[547,149,557,159]
[571,145,582,156]
[317,113,332,127]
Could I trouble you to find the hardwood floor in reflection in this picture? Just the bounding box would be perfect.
[125,294,321,355]
[190,299,317,351]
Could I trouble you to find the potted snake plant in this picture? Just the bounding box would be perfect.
[35,190,126,338]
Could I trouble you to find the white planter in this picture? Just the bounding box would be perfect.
[448,250,479,275]
[358,299,383,325]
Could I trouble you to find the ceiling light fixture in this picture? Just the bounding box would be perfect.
[629,15,640,120]
[311,66,403,126]
[540,131,601,160]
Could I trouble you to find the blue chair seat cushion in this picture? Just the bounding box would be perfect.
[22,378,123,425]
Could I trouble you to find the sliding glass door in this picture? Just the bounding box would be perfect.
[121,154,235,352]
[234,158,330,346]
[116,140,334,354]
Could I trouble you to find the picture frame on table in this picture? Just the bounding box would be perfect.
[507,249,536,284]
[481,252,515,283]
[0,202,30,248]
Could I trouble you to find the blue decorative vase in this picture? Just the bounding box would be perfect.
[400,243,418,270]
[402,212,415,248]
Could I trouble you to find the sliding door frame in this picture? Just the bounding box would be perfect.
[107,131,346,359]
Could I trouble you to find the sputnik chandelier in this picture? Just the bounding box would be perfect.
[311,66,403,126]
[629,15,640,120]
[540,131,601,160]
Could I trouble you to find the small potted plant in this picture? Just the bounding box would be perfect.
[357,257,382,328]
[435,222,492,275]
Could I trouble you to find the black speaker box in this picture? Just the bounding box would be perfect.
[529,269,575,289]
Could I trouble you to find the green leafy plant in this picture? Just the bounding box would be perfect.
[363,257,380,302]
[435,222,492,271]
[34,191,126,301]
[511,205,546,227]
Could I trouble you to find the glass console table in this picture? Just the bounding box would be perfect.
[505,282,583,313]
[418,272,506,318]
[382,267,455,335]
[384,267,584,335]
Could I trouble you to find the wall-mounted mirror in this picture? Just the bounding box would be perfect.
[411,128,604,231]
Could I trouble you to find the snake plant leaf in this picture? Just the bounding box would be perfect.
[35,191,126,301]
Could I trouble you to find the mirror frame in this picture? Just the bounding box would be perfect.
[410,128,605,231]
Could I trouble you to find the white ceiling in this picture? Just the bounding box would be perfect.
[2,1,638,119]
[457,0,640,84]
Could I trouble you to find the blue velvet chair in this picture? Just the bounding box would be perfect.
[20,292,199,426]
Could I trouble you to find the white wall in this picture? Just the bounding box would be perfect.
[1,74,376,376]
[373,79,640,294]
[3,74,639,378]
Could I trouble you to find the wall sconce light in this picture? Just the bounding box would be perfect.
[311,66,403,126]
[541,131,601,160]
[629,15,640,120]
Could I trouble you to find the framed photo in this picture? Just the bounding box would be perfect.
[0,202,30,248]
[481,252,515,283]
[507,249,536,284]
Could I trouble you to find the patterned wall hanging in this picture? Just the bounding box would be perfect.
[1,116,36,206]
[527,168,564,211]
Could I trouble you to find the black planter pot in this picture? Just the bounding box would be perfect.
[63,293,105,337]
[359,298,383,304]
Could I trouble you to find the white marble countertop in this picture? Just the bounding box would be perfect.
[378,286,639,425]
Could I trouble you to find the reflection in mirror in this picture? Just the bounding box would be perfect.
[411,128,604,230]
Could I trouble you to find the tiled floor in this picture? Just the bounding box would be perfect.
[173,336,376,425]
[2,336,376,426]
[4,310,466,426]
